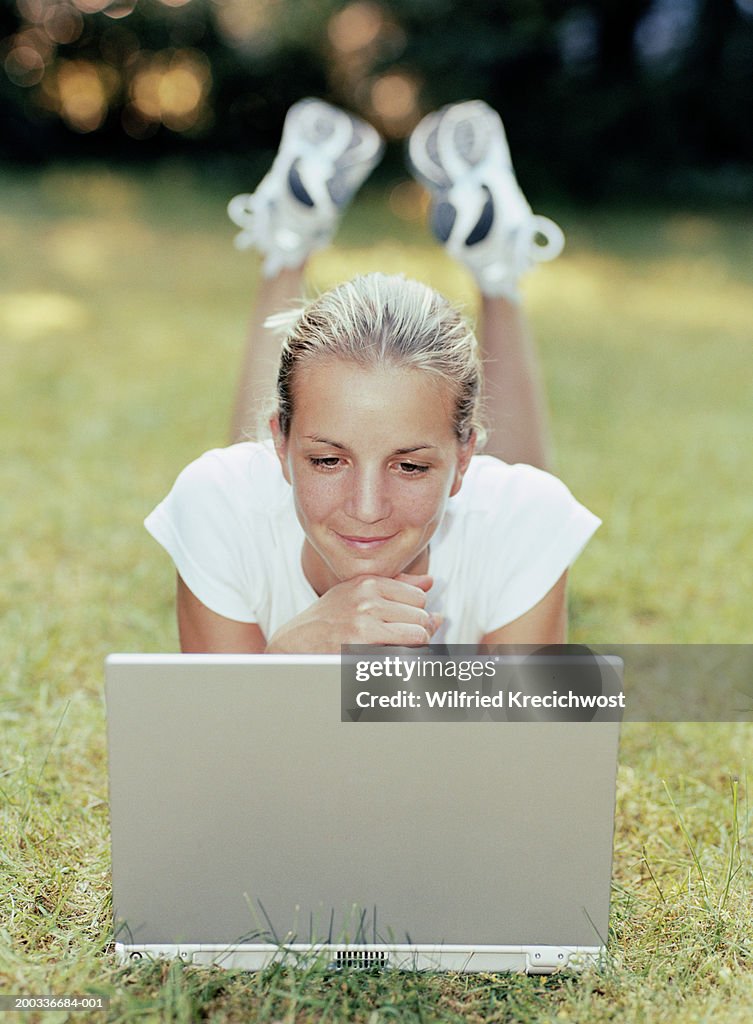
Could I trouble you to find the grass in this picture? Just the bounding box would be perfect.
[1,161,752,1021]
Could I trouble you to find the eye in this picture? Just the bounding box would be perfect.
[309,456,342,470]
[397,462,430,475]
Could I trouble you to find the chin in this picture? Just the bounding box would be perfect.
[335,550,422,582]
[333,558,396,581]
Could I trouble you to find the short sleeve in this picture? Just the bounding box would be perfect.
[475,463,601,634]
[144,449,260,623]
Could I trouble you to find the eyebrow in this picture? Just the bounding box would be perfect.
[304,436,438,455]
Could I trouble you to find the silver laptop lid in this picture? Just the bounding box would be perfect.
[106,654,620,960]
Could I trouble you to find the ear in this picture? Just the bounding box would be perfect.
[449,432,477,497]
[269,414,292,485]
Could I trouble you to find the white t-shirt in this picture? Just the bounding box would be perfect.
[145,441,601,643]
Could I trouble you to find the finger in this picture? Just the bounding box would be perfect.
[381,621,434,646]
[395,573,433,592]
[352,575,429,609]
[377,577,431,607]
[428,613,444,636]
[376,600,434,632]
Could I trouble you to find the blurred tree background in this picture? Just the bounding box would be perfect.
[1,0,752,201]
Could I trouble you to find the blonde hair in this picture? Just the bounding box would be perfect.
[268,273,485,445]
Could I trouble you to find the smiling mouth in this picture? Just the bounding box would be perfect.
[335,532,397,550]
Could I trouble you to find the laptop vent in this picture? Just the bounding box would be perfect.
[333,949,389,970]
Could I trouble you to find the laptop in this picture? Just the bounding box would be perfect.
[105,652,622,973]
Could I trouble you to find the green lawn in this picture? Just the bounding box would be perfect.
[1,164,751,1021]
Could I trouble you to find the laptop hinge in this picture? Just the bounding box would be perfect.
[524,946,572,973]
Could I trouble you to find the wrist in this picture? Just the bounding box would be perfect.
[265,622,327,655]
[264,632,288,654]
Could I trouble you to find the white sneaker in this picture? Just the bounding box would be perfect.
[407,100,564,298]
[228,98,384,276]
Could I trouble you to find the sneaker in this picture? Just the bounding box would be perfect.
[228,98,384,276]
[407,100,564,298]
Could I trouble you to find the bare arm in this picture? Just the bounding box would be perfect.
[176,572,442,654]
[177,575,267,653]
[479,571,568,646]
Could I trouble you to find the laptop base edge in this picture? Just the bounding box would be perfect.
[113,941,604,974]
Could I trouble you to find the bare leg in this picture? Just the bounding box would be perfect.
[405,100,562,471]
[229,265,305,443]
[226,100,385,443]
[478,295,551,471]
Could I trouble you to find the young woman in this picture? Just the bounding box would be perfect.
[145,99,600,653]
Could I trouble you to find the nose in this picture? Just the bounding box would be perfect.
[345,466,392,524]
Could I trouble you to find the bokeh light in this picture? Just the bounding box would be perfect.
[388,180,428,222]
[12,24,55,62]
[4,44,46,87]
[72,0,113,14]
[126,48,212,136]
[212,0,275,52]
[326,1,411,129]
[17,0,45,22]
[43,4,85,45]
[103,1,138,19]
[328,1,384,54]
[369,70,421,138]
[55,60,114,132]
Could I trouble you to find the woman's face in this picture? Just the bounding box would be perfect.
[272,358,475,595]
